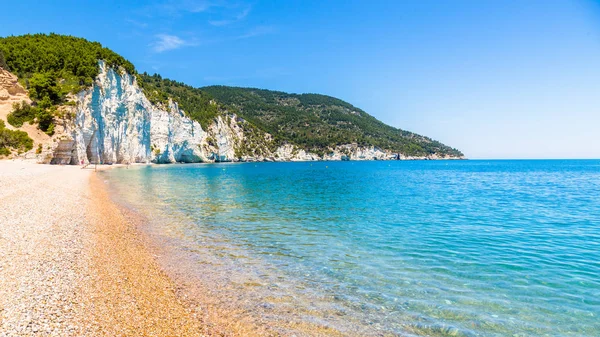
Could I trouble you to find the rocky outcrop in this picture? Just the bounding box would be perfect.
[0,88,9,101]
[0,67,26,97]
[274,144,320,162]
[207,115,245,162]
[58,62,247,164]
[50,139,76,165]
[65,62,199,164]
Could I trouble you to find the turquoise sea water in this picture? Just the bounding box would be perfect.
[102,160,600,336]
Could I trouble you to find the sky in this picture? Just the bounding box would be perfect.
[1,0,600,159]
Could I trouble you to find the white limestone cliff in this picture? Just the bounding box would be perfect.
[63,62,205,164]
[46,62,243,164]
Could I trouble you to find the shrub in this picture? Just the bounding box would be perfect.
[0,119,34,154]
[44,123,55,136]
[7,101,36,127]
[7,100,56,134]
[35,106,55,135]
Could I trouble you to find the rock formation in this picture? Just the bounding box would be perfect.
[0,67,26,97]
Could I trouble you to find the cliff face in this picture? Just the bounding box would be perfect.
[62,62,205,164]
[48,62,245,164]
[22,62,461,164]
[53,63,305,164]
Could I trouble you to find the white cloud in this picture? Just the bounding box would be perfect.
[151,34,187,52]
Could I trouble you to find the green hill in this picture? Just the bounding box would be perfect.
[0,33,134,93]
[201,86,463,157]
[0,33,463,158]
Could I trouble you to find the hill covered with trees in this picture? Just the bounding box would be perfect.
[0,33,134,89]
[202,86,463,157]
[0,33,463,158]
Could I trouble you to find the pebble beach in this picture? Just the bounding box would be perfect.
[0,161,206,336]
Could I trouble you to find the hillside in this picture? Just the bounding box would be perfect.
[0,34,136,137]
[0,33,134,96]
[137,73,218,129]
[202,86,462,157]
[0,33,463,161]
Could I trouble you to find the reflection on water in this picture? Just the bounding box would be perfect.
[103,160,600,336]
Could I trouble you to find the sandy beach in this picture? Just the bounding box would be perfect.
[0,161,210,336]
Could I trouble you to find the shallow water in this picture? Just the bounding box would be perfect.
[102,160,600,336]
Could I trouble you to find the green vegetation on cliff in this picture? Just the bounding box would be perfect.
[138,73,219,129]
[0,33,134,90]
[0,49,8,70]
[202,86,463,157]
[0,119,33,156]
[8,100,56,135]
[0,33,136,135]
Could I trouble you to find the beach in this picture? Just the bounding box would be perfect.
[0,161,344,337]
[0,161,209,336]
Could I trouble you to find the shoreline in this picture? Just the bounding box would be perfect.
[0,159,402,337]
[0,161,267,336]
[0,160,343,336]
[97,166,352,336]
[84,173,207,335]
[94,172,284,336]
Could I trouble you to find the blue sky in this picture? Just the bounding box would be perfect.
[2,0,600,158]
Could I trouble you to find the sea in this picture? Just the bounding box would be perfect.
[101,160,600,336]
